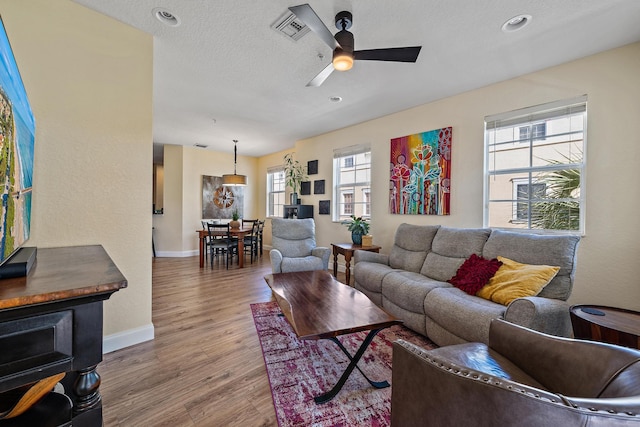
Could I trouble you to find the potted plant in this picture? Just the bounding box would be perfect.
[230,208,240,229]
[283,153,307,205]
[341,215,370,245]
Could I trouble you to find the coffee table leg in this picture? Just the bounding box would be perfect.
[314,328,387,404]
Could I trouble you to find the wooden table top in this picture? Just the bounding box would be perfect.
[264,270,401,340]
[0,245,127,310]
[331,243,382,251]
[571,305,640,336]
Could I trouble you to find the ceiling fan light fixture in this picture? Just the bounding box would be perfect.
[332,50,353,71]
[222,140,247,186]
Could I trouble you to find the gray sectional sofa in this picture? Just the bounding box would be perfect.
[353,224,580,346]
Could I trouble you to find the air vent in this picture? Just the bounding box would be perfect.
[193,144,208,149]
[271,11,310,41]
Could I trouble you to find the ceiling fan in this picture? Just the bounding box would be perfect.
[289,4,422,87]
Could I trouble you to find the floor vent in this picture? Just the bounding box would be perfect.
[271,11,310,41]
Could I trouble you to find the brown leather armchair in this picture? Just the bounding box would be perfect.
[392,319,640,426]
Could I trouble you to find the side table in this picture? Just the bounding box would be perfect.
[570,305,640,349]
[331,243,381,286]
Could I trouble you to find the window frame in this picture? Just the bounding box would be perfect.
[484,95,587,233]
[266,166,285,218]
[333,145,371,222]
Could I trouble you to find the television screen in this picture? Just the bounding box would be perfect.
[0,17,35,265]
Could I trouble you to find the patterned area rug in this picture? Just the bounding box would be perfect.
[251,301,436,427]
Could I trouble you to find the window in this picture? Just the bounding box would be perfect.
[333,144,371,221]
[513,180,546,221]
[266,167,285,218]
[485,96,586,232]
[362,188,371,216]
[342,191,353,215]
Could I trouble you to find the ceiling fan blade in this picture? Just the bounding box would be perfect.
[306,63,335,87]
[354,46,422,62]
[289,4,340,50]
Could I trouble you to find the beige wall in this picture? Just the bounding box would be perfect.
[0,1,154,338]
[258,42,640,312]
[153,145,259,254]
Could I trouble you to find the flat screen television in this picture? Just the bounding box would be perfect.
[0,16,35,268]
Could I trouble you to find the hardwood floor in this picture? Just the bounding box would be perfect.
[100,254,286,426]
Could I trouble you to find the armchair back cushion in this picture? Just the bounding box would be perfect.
[271,218,316,258]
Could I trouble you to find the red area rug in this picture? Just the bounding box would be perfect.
[251,301,436,427]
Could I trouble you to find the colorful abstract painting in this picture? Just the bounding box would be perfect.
[389,127,451,215]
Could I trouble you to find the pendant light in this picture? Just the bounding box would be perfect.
[222,140,247,186]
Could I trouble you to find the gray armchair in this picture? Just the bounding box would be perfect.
[392,319,640,426]
[269,218,330,273]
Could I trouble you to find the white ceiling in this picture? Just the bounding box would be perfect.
[71,0,640,158]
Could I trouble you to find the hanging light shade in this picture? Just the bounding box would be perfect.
[222,140,247,186]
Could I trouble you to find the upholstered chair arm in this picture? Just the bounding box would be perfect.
[391,340,567,427]
[269,249,283,273]
[504,297,573,337]
[311,246,331,270]
[489,319,640,398]
[354,250,388,265]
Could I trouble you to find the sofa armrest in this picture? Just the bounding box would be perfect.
[269,249,283,273]
[311,246,331,270]
[504,296,572,337]
[354,250,389,265]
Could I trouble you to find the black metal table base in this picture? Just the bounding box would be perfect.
[314,328,389,404]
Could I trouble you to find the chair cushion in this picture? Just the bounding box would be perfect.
[280,256,324,273]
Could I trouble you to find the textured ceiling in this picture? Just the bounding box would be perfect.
[71,0,640,157]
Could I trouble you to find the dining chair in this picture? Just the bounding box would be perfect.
[242,221,260,264]
[201,221,213,261]
[207,223,238,269]
[257,220,265,257]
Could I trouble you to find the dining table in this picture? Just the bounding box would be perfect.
[196,225,254,268]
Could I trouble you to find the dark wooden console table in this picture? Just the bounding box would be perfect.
[0,245,127,426]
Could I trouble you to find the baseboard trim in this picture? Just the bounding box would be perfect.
[103,323,155,354]
[155,250,198,257]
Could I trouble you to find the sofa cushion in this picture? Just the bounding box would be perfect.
[353,261,397,294]
[425,287,506,343]
[388,224,440,272]
[448,254,503,295]
[482,229,580,300]
[476,256,560,305]
[420,227,491,280]
[382,271,451,314]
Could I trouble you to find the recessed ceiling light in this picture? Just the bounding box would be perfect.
[501,14,531,32]
[329,96,342,103]
[153,8,181,27]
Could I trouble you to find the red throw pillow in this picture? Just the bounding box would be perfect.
[448,254,503,295]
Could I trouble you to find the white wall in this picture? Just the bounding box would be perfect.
[0,0,154,345]
[260,42,640,311]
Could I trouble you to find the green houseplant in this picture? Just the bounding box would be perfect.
[283,153,307,204]
[341,215,370,245]
[230,208,240,229]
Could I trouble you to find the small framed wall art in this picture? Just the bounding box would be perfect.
[300,181,311,195]
[319,200,330,215]
[314,179,325,195]
[307,160,318,175]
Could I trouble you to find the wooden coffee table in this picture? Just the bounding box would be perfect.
[264,270,402,403]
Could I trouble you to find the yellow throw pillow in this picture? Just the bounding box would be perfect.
[476,256,560,305]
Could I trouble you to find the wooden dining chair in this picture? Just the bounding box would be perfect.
[243,221,260,264]
[207,223,238,269]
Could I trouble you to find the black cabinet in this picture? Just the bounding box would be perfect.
[0,246,127,427]
[283,204,313,219]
